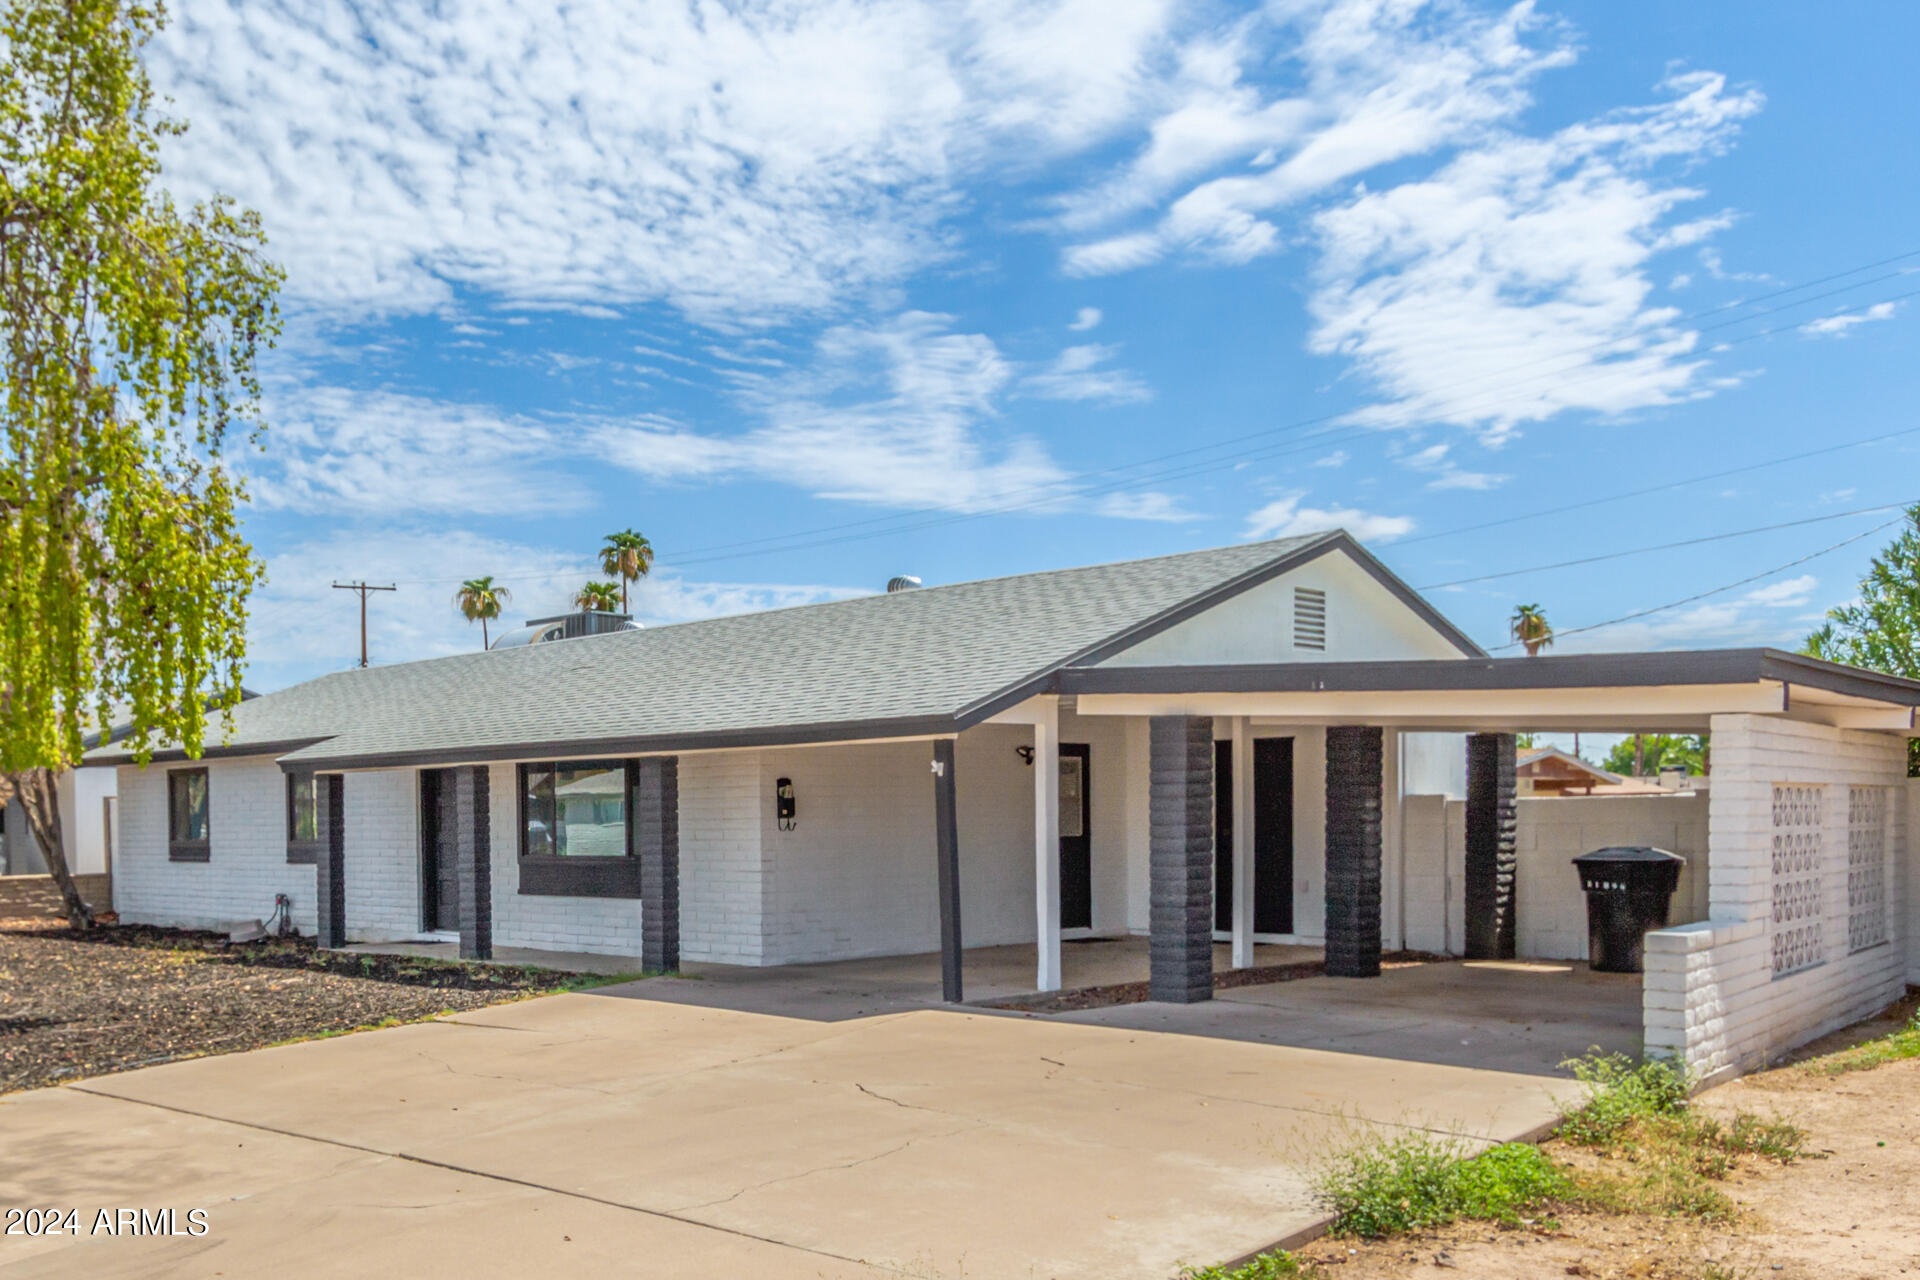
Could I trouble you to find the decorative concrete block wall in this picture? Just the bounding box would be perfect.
[1645,715,1909,1080]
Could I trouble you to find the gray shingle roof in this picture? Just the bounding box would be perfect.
[93,532,1468,770]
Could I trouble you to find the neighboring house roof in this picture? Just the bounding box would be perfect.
[1516,747,1622,785]
[94,531,1479,772]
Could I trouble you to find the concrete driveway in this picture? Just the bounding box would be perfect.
[0,969,1618,1279]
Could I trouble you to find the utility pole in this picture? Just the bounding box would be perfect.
[331,581,396,668]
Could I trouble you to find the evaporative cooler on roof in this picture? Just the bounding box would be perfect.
[1293,587,1327,650]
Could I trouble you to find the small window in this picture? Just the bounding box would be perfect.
[1293,587,1327,651]
[168,768,211,862]
[287,772,322,864]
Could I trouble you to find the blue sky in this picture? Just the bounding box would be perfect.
[149,0,1920,693]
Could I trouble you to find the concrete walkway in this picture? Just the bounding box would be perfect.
[0,967,1617,1279]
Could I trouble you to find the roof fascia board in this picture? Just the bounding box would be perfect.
[1073,683,1786,721]
[281,714,963,773]
[1760,650,1920,703]
[87,738,333,769]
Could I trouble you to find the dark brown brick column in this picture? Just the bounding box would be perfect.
[1464,732,1518,961]
[637,756,680,973]
[1149,716,1215,1003]
[315,774,346,948]
[1324,725,1383,978]
[455,766,492,961]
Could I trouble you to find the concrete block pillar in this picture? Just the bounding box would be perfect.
[315,774,346,949]
[637,756,680,973]
[454,766,492,961]
[1464,732,1518,960]
[1325,725,1383,978]
[1149,715,1214,1003]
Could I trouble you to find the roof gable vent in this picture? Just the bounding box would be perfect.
[1293,587,1327,651]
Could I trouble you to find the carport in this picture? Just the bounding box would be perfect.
[1023,647,1918,1080]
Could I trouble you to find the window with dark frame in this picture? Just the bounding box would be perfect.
[517,760,641,897]
[168,768,211,862]
[287,771,322,864]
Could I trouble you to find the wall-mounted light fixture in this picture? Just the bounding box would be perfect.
[1014,745,1036,766]
[775,777,797,831]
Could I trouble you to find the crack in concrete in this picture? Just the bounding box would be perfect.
[67,1084,905,1274]
[671,1123,984,1214]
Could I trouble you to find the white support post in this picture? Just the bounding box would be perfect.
[1231,716,1255,969]
[1035,698,1062,992]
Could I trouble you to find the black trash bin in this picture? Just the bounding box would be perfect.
[1571,846,1686,973]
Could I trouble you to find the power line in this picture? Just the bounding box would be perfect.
[1487,522,1897,650]
[1418,499,1917,590]
[331,581,396,668]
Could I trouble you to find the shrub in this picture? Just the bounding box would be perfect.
[1313,1134,1568,1238]
[1181,1250,1307,1279]
[1557,1052,1691,1147]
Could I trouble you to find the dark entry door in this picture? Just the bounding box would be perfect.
[419,769,462,933]
[1058,743,1092,930]
[1214,737,1295,935]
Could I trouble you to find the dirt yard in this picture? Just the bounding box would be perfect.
[0,920,617,1094]
[1291,998,1920,1280]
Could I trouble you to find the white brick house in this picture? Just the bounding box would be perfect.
[93,532,1919,1082]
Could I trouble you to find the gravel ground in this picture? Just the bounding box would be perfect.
[0,920,616,1094]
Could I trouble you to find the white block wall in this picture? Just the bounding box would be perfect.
[679,750,769,964]
[1645,716,1910,1080]
[1400,792,1709,959]
[1909,778,1920,985]
[341,769,423,941]
[114,757,318,933]
[486,761,646,957]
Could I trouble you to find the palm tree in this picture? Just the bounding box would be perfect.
[575,580,623,613]
[599,529,654,613]
[1510,603,1553,656]
[454,576,512,650]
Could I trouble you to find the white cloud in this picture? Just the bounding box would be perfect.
[1313,449,1349,467]
[246,529,864,691]
[1741,574,1817,607]
[1023,343,1153,404]
[1243,492,1413,542]
[152,0,1186,326]
[245,386,577,515]
[594,312,1172,516]
[1309,70,1762,440]
[1395,441,1509,490]
[1059,0,1574,275]
[1069,306,1104,331]
[1800,301,1899,339]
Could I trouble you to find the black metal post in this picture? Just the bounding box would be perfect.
[933,738,963,1003]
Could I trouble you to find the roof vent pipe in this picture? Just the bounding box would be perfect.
[886,575,922,593]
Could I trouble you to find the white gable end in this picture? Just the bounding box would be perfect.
[1096,547,1469,667]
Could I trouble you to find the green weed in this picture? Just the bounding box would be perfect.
[1312,1134,1568,1238]
[1180,1249,1309,1279]
[1804,1009,1920,1076]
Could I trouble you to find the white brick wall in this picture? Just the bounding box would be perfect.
[1645,716,1910,1080]
[1400,792,1709,959]
[341,768,423,941]
[114,757,318,932]
[1909,778,1920,985]
[679,750,768,964]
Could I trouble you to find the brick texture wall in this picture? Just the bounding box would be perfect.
[114,758,318,932]
[487,761,647,957]
[1645,715,1910,1081]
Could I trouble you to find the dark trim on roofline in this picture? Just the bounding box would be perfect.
[279,714,964,773]
[953,532,1485,728]
[88,737,336,768]
[1056,648,1920,705]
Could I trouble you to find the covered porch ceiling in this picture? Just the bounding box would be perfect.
[1054,648,1920,734]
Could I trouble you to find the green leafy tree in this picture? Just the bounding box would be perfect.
[574,581,622,612]
[0,0,281,927]
[454,576,512,649]
[1510,603,1553,656]
[1602,734,1707,777]
[598,528,653,613]
[1804,503,1920,775]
